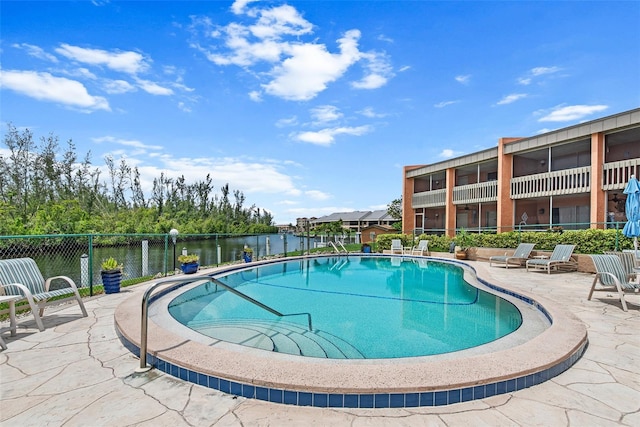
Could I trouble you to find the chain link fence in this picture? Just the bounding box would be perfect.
[0,233,302,296]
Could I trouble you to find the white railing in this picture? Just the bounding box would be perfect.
[602,159,640,190]
[412,189,446,208]
[452,181,498,205]
[510,166,591,199]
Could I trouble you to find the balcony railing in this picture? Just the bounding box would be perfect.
[412,188,446,208]
[511,166,591,199]
[452,181,498,205]
[602,158,640,190]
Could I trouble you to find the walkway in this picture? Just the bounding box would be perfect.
[1,261,639,426]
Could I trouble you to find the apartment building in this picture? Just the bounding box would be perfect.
[402,108,640,236]
[308,210,397,233]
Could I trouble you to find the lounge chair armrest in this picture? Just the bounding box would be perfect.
[44,275,79,292]
[596,271,622,286]
[1,282,32,297]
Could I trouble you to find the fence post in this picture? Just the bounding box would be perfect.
[164,235,169,276]
[80,254,89,288]
[142,240,149,276]
[88,234,94,296]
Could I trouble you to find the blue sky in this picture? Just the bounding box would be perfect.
[1,1,639,226]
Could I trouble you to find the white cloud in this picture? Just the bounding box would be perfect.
[351,51,393,90]
[518,65,562,85]
[434,100,459,108]
[305,190,331,200]
[538,104,608,122]
[439,149,463,159]
[531,66,561,76]
[248,90,262,101]
[93,136,163,152]
[103,79,136,94]
[359,107,386,118]
[134,78,173,95]
[231,0,260,15]
[262,30,362,101]
[192,3,392,101]
[12,43,58,62]
[0,69,109,111]
[398,65,411,72]
[293,125,371,146]
[275,116,298,127]
[455,74,471,84]
[177,102,192,113]
[55,43,149,74]
[310,105,342,123]
[249,4,313,39]
[496,93,527,105]
[165,157,300,196]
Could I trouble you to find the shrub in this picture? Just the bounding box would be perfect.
[177,253,199,264]
[101,257,122,271]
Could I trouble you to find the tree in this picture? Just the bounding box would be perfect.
[387,196,403,231]
[0,124,277,235]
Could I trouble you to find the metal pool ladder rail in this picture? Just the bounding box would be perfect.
[136,275,313,372]
[328,241,348,254]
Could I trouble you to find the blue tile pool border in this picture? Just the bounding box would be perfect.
[117,255,588,408]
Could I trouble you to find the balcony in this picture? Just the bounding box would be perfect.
[602,158,640,190]
[452,181,498,205]
[510,166,590,199]
[412,189,446,208]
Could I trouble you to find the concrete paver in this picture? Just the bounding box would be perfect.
[1,260,638,426]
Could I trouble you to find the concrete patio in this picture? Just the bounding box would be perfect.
[1,260,639,426]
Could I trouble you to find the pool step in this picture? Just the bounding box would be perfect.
[188,318,365,359]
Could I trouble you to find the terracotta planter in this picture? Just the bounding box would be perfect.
[455,251,468,260]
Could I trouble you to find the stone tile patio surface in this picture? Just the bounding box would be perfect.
[1,259,639,426]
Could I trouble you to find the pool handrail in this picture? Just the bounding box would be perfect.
[137,274,313,372]
[209,277,313,332]
[328,241,348,254]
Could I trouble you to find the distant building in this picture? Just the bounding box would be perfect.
[276,224,296,233]
[361,224,398,243]
[305,210,398,233]
[295,217,316,233]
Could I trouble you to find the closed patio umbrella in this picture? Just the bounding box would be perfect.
[622,174,640,259]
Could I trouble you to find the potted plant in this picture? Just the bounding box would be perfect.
[454,228,473,260]
[101,257,123,294]
[177,253,199,274]
[242,246,253,263]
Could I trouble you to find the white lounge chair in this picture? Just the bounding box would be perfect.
[489,243,535,269]
[390,239,404,255]
[0,257,88,331]
[589,254,640,311]
[525,244,577,274]
[410,240,430,256]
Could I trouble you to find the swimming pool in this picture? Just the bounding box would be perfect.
[167,256,522,359]
[114,254,588,408]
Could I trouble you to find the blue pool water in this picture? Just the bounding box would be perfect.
[168,256,522,359]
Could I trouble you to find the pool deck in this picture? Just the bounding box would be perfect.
[1,260,639,426]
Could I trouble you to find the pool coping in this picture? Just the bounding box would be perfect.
[114,255,588,408]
